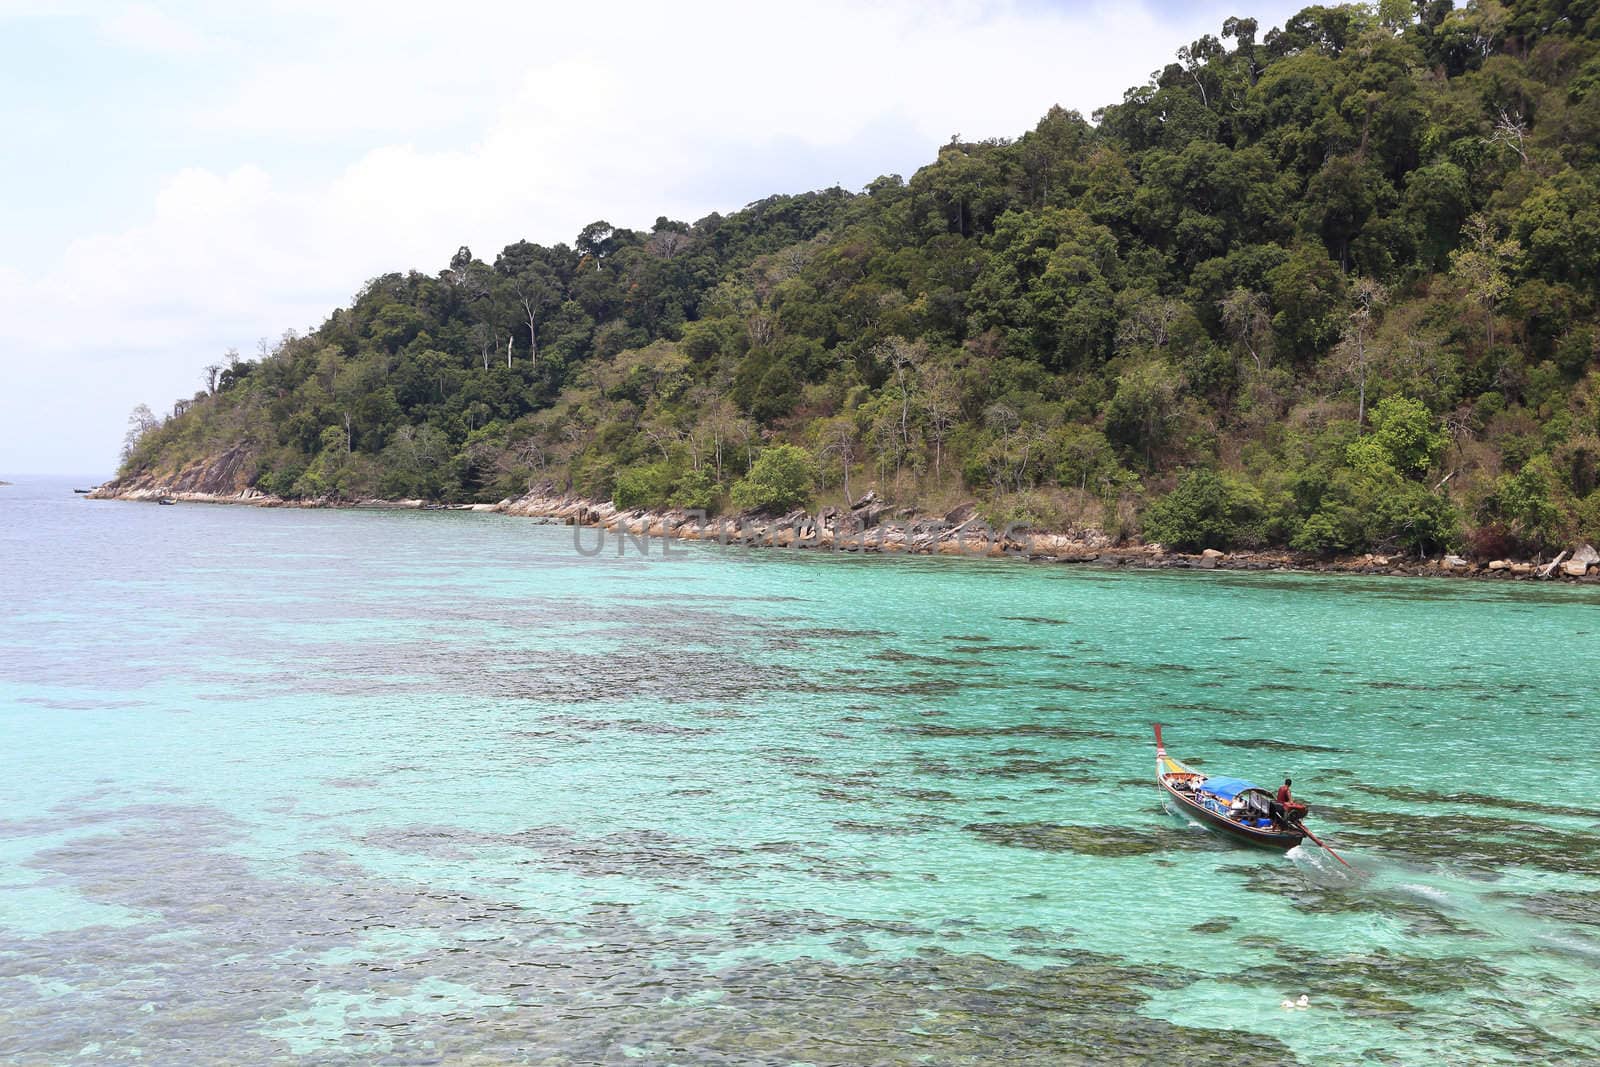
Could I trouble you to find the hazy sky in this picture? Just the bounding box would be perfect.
[0,0,1308,476]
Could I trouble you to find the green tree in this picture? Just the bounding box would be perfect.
[1142,469,1266,551]
[1294,466,1456,556]
[817,416,859,503]
[671,466,720,512]
[1449,213,1521,351]
[1347,395,1446,476]
[1337,278,1386,427]
[1403,162,1471,271]
[1268,245,1346,363]
[1297,396,1455,556]
[968,207,1121,368]
[612,463,675,510]
[730,445,814,513]
[122,403,161,462]
[1479,453,1566,551]
[1104,362,1181,468]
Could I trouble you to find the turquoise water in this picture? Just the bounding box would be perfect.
[2,476,1598,1065]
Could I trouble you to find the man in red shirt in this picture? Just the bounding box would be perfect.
[1269,778,1296,829]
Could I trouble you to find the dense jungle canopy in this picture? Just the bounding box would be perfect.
[122,1,1600,556]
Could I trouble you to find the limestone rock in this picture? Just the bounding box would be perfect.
[851,495,890,527]
[1510,562,1535,575]
[943,501,976,526]
[1574,543,1600,566]
[1563,560,1590,577]
[1487,559,1510,571]
[1201,548,1225,559]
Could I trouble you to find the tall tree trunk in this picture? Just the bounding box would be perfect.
[522,300,539,368]
[899,375,911,451]
[1357,337,1366,428]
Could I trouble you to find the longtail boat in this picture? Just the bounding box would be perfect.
[1154,723,1307,851]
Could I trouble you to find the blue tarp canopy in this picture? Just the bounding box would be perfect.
[1199,776,1261,800]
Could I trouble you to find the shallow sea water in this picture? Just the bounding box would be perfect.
[2,476,1598,1065]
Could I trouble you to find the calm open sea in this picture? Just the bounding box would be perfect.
[2,475,1598,1065]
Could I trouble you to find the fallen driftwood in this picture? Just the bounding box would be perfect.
[1537,550,1569,579]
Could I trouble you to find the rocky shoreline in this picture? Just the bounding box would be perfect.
[88,469,1600,584]
[499,490,1600,582]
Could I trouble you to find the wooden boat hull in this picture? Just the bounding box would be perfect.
[1153,723,1306,851]
[1157,776,1305,850]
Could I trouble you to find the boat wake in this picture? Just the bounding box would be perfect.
[1393,881,1451,904]
[1285,852,1600,968]
[1286,843,1361,884]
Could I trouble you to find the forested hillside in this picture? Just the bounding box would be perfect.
[121,1,1600,557]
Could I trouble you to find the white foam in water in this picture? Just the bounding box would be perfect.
[1537,933,1600,961]
[1287,844,1334,872]
[1396,882,1452,904]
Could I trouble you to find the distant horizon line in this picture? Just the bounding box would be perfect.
[1,472,116,480]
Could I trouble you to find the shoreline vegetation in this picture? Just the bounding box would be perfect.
[87,477,1600,582]
[114,6,1600,571]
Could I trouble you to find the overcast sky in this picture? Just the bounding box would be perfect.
[0,0,1308,477]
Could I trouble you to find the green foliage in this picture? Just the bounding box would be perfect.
[671,466,721,512]
[1576,488,1600,544]
[1347,395,1447,476]
[1142,470,1268,551]
[612,461,720,513]
[969,208,1120,367]
[1056,427,1141,497]
[613,463,675,510]
[1480,453,1567,550]
[117,6,1600,559]
[1294,466,1457,556]
[1404,163,1471,271]
[378,425,452,500]
[730,445,814,513]
[1292,395,1456,556]
[1104,362,1181,467]
[1268,245,1346,361]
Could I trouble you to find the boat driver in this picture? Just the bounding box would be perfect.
[1269,777,1293,828]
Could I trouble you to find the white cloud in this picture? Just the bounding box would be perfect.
[0,0,1307,473]
[97,2,215,53]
